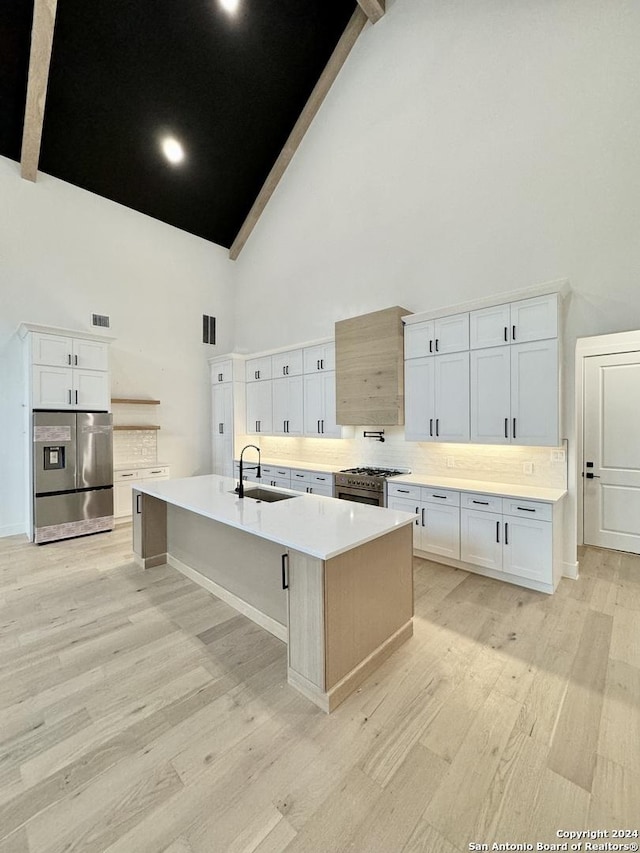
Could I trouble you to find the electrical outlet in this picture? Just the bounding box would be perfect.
[446,457,455,468]
[523,462,534,475]
[552,449,566,463]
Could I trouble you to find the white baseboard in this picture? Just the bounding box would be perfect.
[562,560,579,580]
[166,554,288,643]
[0,523,27,539]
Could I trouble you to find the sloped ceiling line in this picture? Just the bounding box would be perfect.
[229,4,374,260]
[21,0,58,181]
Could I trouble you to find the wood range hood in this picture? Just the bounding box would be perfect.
[335,306,412,426]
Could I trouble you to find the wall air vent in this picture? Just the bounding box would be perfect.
[202,314,216,345]
[91,313,110,328]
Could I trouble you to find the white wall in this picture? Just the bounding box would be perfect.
[0,156,235,535]
[233,0,640,570]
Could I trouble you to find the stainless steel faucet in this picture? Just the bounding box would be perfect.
[236,444,261,498]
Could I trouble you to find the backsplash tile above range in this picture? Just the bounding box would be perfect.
[236,428,567,490]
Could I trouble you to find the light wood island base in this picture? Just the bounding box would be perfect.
[133,491,414,712]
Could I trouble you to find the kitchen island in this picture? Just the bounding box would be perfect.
[132,475,415,712]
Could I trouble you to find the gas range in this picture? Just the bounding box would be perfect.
[334,466,409,507]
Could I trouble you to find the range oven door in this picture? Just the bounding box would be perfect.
[335,486,384,507]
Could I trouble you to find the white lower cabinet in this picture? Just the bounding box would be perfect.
[389,481,559,592]
[114,466,170,520]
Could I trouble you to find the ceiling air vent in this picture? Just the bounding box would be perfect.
[91,313,110,328]
[202,314,216,345]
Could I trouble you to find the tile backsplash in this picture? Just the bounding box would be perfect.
[236,427,567,489]
[113,430,158,466]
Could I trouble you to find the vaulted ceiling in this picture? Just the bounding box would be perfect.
[1,1,383,255]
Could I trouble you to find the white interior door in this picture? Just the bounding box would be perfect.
[584,351,640,554]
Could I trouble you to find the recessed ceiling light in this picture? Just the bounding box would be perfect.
[161,137,185,165]
[220,0,240,14]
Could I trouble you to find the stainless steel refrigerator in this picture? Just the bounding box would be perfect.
[33,411,114,544]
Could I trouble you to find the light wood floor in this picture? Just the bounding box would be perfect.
[0,527,638,853]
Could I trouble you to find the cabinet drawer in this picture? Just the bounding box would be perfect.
[290,469,311,483]
[141,467,170,480]
[261,465,290,479]
[420,487,460,506]
[310,472,333,486]
[388,482,421,500]
[115,470,141,483]
[502,498,552,522]
[461,492,503,513]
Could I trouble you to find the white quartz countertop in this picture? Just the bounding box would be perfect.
[115,461,170,471]
[234,457,338,475]
[388,473,566,503]
[135,474,416,560]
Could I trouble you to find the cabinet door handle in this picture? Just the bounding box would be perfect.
[512,325,516,341]
[429,340,433,354]
[68,353,72,365]
[317,420,321,434]
[219,423,224,434]
[283,366,286,376]
[421,508,426,527]
[257,420,261,433]
[435,338,439,352]
[429,418,433,437]
[415,507,420,525]
[317,359,320,370]
[516,506,536,512]
[472,500,489,505]
[505,522,509,545]
[320,359,324,370]
[286,366,289,375]
[218,373,223,382]
[504,417,508,439]
[513,418,516,439]
[504,326,508,342]
[496,521,500,543]
[75,390,78,404]
[435,419,439,437]
[281,553,289,590]
[68,389,72,404]
[136,493,142,514]
[74,354,78,366]
[321,420,324,434]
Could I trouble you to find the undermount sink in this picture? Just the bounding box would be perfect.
[233,487,299,503]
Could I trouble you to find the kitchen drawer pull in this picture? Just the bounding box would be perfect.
[121,473,134,478]
[281,553,289,590]
[316,477,326,481]
[496,521,500,543]
[295,473,305,478]
[516,506,536,512]
[472,500,489,505]
[431,494,447,500]
[150,470,162,475]
[397,488,410,494]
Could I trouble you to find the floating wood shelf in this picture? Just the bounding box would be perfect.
[111,398,161,405]
[113,425,161,431]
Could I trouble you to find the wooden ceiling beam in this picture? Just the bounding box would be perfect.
[356,0,386,24]
[20,0,58,182]
[229,6,368,261]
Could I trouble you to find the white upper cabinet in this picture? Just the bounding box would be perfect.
[470,347,511,443]
[246,381,273,434]
[405,352,469,442]
[510,294,558,344]
[303,343,335,374]
[74,370,110,410]
[246,356,272,383]
[272,376,304,436]
[31,333,109,371]
[470,293,558,349]
[404,314,468,359]
[32,366,74,409]
[211,359,233,384]
[469,303,511,349]
[303,371,341,438]
[272,349,303,378]
[511,339,558,446]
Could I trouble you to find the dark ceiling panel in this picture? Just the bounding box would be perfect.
[39,0,357,248]
[0,0,34,162]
